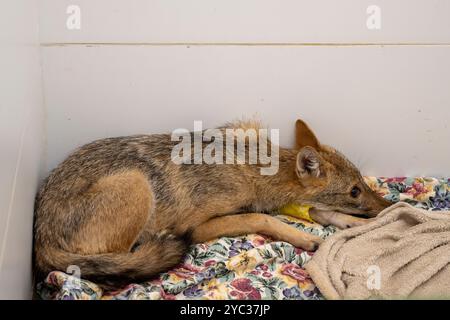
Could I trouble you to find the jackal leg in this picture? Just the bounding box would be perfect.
[192,213,323,251]
[67,169,153,254]
[309,209,374,229]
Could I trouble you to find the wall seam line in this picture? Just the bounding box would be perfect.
[40,42,450,47]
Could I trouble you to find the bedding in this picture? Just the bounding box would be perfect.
[37,177,450,300]
[305,202,450,299]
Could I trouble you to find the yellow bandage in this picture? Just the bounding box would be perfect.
[279,204,314,223]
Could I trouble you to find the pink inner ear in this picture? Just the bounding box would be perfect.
[297,148,321,178]
[306,158,319,171]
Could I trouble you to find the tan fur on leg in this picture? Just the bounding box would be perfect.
[192,213,323,251]
[69,170,153,254]
[310,209,373,229]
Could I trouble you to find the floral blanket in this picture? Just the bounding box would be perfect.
[37,177,450,300]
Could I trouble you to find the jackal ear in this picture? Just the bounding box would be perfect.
[296,146,322,178]
[295,119,320,150]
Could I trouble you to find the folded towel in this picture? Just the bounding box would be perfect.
[305,202,450,299]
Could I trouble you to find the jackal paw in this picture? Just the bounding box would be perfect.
[340,217,375,229]
[295,234,323,251]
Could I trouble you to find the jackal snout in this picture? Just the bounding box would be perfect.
[358,186,392,217]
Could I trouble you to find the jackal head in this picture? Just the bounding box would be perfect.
[294,119,390,217]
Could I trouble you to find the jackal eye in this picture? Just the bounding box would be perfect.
[350,186,361,198]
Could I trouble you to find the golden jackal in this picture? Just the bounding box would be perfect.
[34,119,389,288]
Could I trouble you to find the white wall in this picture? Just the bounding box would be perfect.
[39,1,450,177]
[39,0,450,43]
[0,1,45,299]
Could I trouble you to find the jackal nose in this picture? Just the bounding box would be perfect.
[367,197,391,217]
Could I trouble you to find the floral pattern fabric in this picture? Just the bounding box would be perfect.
[37,177,450,300]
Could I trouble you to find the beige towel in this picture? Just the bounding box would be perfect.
[305,202,450,300]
